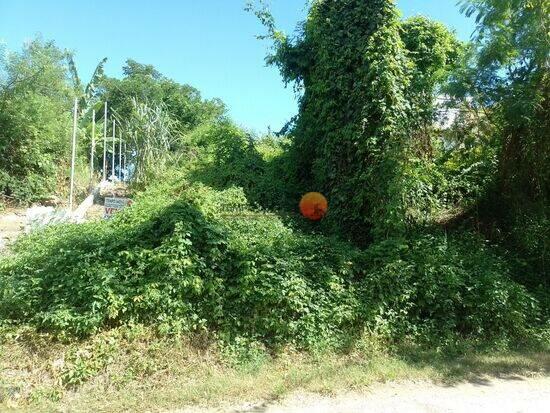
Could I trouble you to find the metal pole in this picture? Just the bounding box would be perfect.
[118,129,122,181]
[102,102,107,181]
[112,120,116,179]
[123,142,127,177]
[90,109,95,182]
[69,98,78,211]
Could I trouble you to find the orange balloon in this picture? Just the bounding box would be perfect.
[300,192,328,221]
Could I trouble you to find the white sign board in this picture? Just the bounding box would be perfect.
[104,197,132,219]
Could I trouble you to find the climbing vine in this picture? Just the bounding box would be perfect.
[253,0,460,241]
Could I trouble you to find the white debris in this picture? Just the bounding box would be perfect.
[25,206,69,233]
[72,193,95,223]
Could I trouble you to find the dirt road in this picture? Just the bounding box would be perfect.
[177,376,550,413]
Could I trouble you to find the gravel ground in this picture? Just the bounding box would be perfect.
[176,376,550,413]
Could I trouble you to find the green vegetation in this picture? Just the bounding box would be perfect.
[250,2,463,241]
[2,168,541,345]
[103,59,225,133]
[0,40,73,203]
[0,42,224,205]
[453,0,550,280]
[1,326,548,412]
[0,0,548,410]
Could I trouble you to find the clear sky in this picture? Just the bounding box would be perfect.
[0,0,475,133]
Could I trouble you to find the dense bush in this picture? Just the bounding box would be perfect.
[185,121,299,210]
[0,0,547,360]
[0,173,542,347]
[0,42,228,204]
[449,0,550,281]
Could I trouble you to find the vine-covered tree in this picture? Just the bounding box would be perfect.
[252,0,461,241]
[401,16,463,155]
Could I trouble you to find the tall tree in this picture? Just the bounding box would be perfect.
[252,0,461,241]
[0,39,73,203]
[457,0,549,204]
[451,0,550,277]
[401,16,463,155]
[101,60,226,134]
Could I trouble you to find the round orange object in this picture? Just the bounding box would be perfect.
[299,192,328,221]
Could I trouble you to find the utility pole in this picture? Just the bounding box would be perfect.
[90,109,95,182]
[112,120,116,179]
[102,102,107,181]
[69,98,78,211]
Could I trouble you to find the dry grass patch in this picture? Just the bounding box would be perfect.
[1,327,548,412]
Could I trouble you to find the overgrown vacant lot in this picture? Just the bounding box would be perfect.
[1,0,549,411]
[0,174,548,411]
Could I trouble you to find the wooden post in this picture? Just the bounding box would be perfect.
[102,102,107,181]
[69,98,78,211]
[112,120,116,179]
[90,109,95,182]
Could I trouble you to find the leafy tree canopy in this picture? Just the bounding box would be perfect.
[0,39,73,202]
[102,59,226,133]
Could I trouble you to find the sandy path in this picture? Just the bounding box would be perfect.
[177,376,550,413]
[0,210,26,251]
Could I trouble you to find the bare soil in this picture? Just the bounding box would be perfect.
[0,209,26,251]
[176,376,550,413]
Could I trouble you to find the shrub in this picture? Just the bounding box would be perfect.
[359,233,539,343]
[0,173,541,348]
[186,122,300,210]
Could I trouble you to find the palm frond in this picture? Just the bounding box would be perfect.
[66,53,82,95]
[84,57,107,103]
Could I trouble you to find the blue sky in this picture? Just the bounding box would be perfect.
[0,0,475,133]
